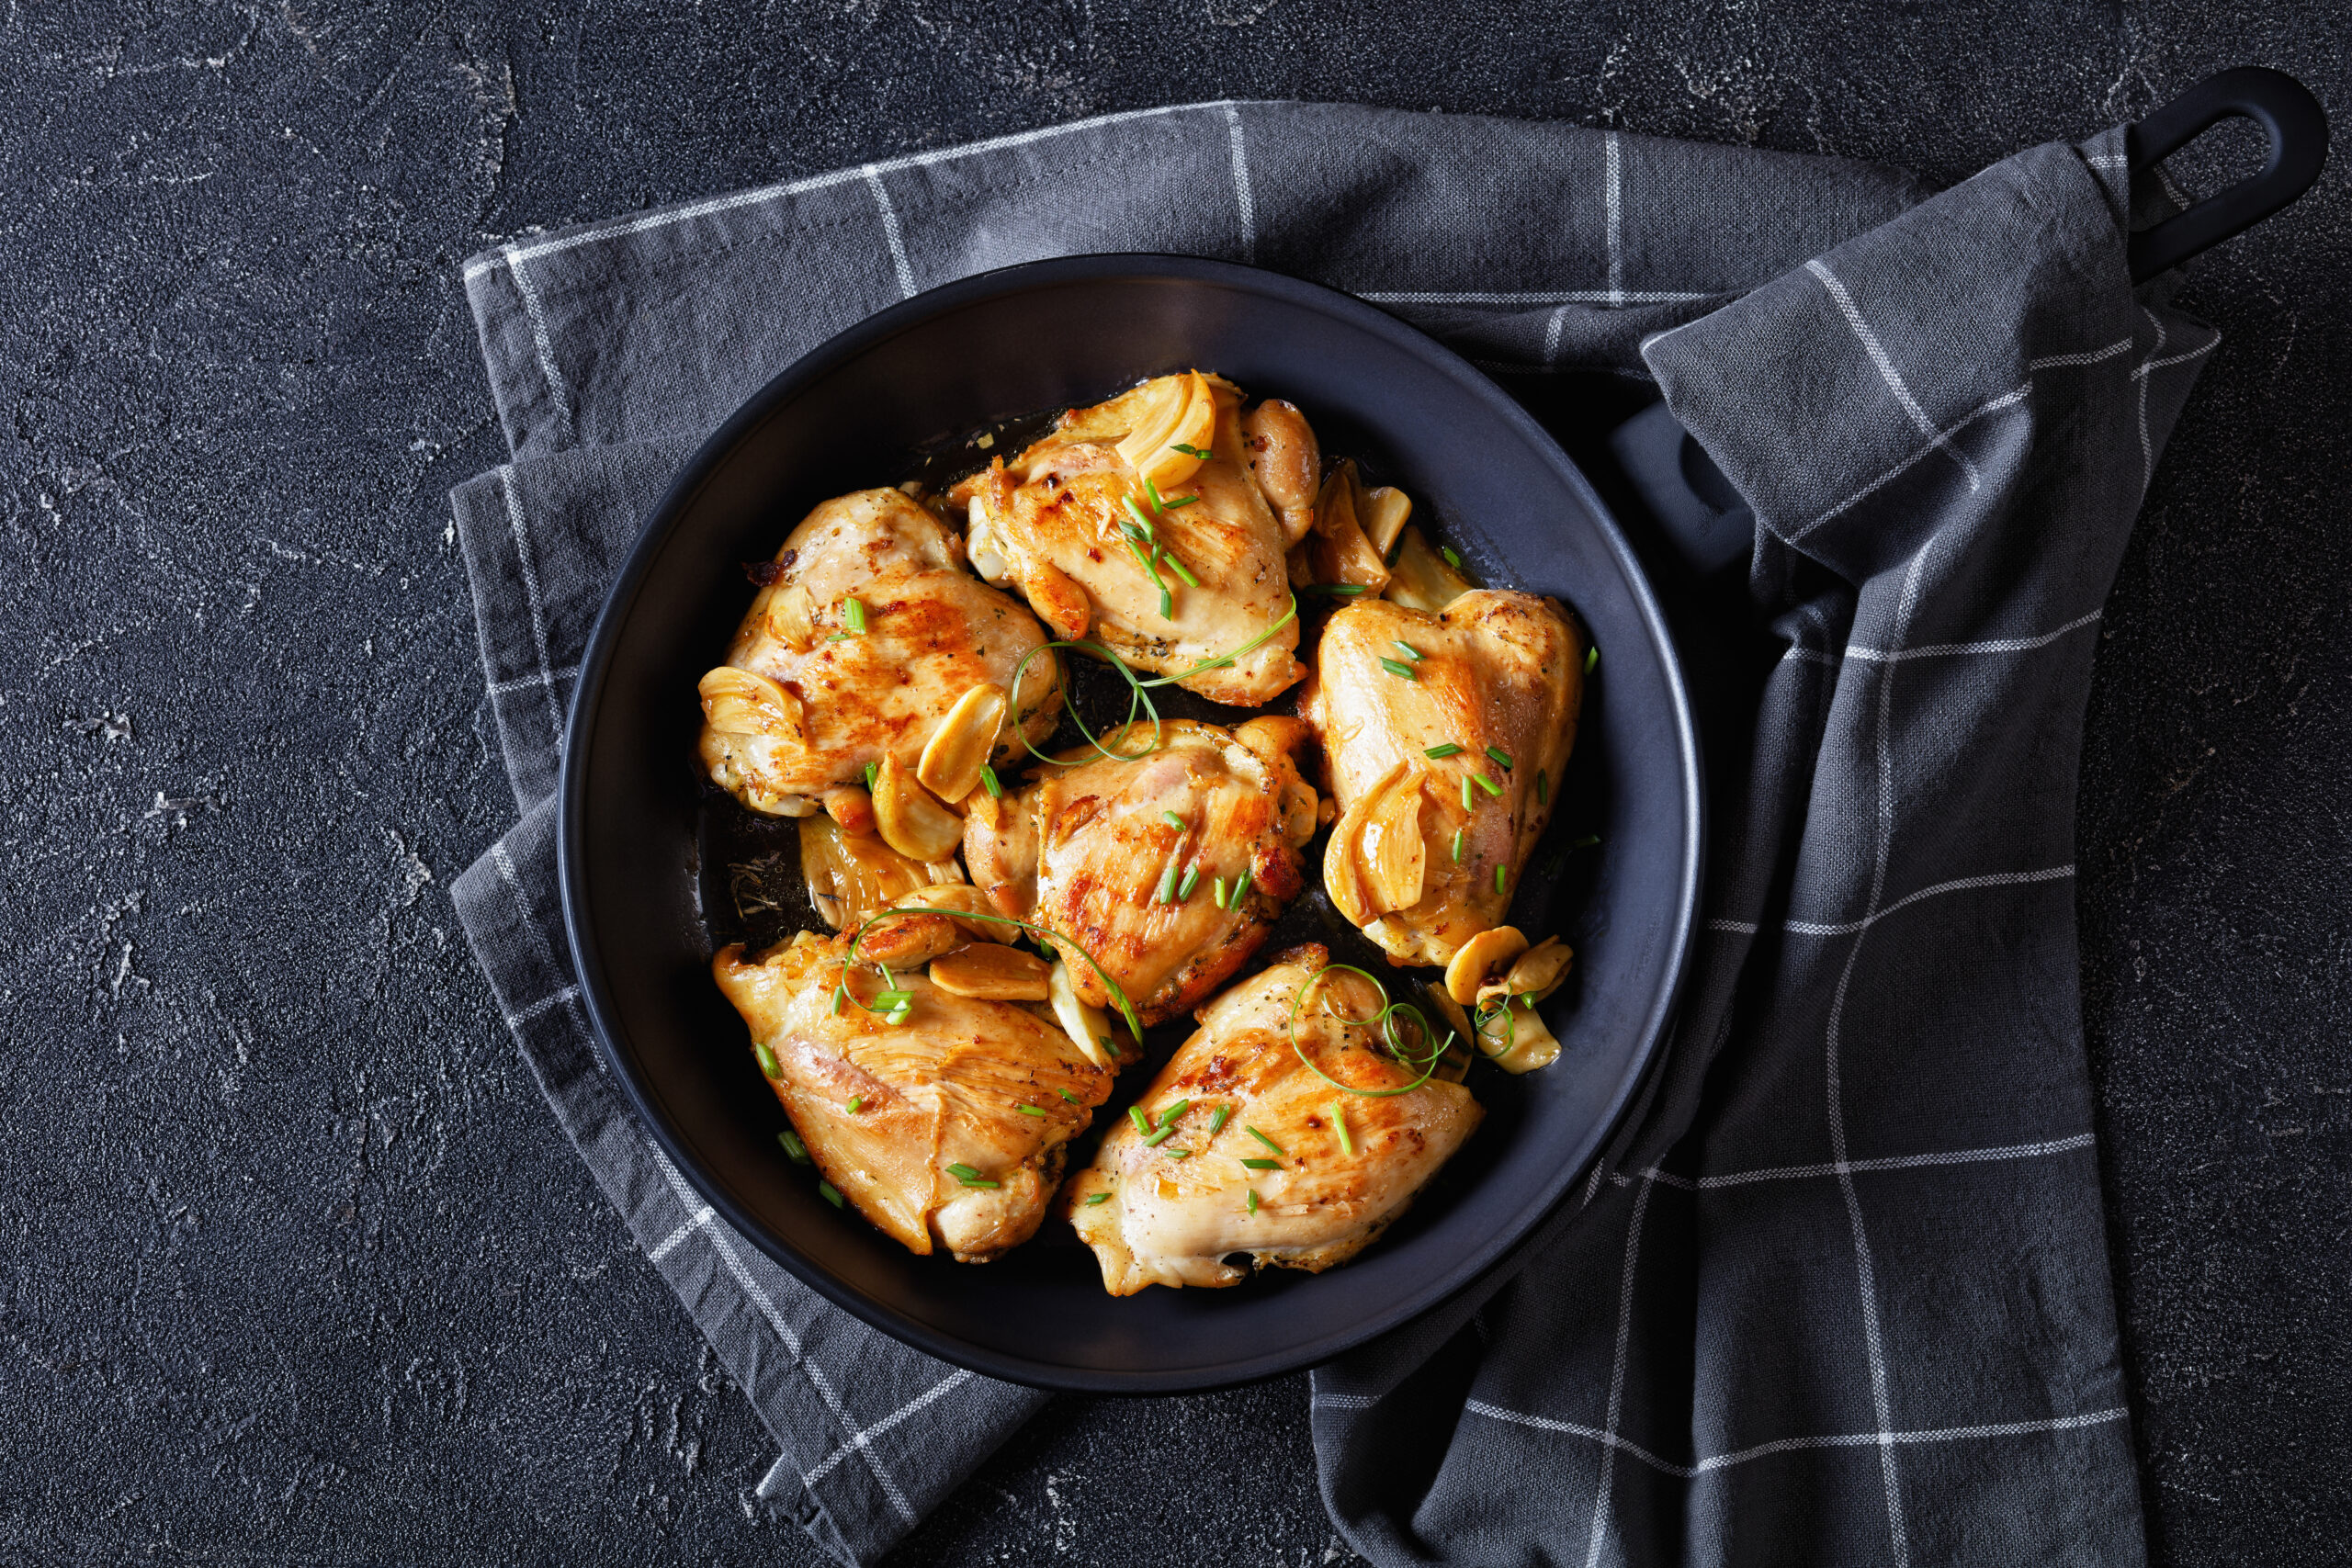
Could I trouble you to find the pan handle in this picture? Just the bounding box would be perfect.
[2126,66,2329,282]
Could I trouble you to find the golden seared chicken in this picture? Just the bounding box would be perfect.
[961,717,1322,1027]
[1064,948,1483,1294]
[714,920,1111,1263]
[697,488,1060,833]
[1301,592,1583,968]
[949,372,1316,705]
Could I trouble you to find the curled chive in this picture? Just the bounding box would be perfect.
[1424,742,1464,759]
[1141,1123,1177,1148]
[1084,1190,1113,1205]
[1162,810,1187,830]
[1378,656,1417,681]
[1246,1125,1284,1156]
[1207,1105,1231,1138]
[1129,1106,1152,1136]
[1213,876,1229,910]
[778,1129,809,1163]
[1157,863,1180,904]
[1536,770,1548,807]
[1452,829,1464,863]
[819,1181,844,1207]
[1471,772,1502,796]
[1393,640,1425,662]
[980,764,1003,799]
[1246,1189,1260,1213]
[1329,1101,1353,1156]
[1495,863,1508,894]
[1017,1103,1046,1117]
[1178,865,1198,901]
[1585,645,1599,674]
[845,1096,864,1114]
[754,1043,780,1080]
[1485,745,1512,769]
[1157,1099,1192,1127]
[1442,545,1464,570]
[1241,1156,1283,1169]
[843,597,867,633]
[831,986,847,1017]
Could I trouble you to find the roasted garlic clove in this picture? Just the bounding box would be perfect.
[888,883,1018,944]
[1048,958,1120,1070]
[1361,486,1412,559]
[1114,371,1216,494]
[820,784,876,836]
[1307,462,1394,595]
[1383,526,1473,613]
[1471,988,1562,1074]
[1354,767,1428,917]
[698,666,805,740]
[1444,925,1530,1005]
[1324,759,1411,929]
[1503,936,1575,1001]
[929,943,1054,1001]
[870,753,964,863]
[917,682,1008,805]
[797,814,959,931]
[1243,398,1321,544]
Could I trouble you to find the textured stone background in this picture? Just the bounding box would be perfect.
[0,3,2344,1563]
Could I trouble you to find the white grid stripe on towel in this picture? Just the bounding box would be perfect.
[1581,1172,1656,1568]
[1222,103,1257,262]
[1845,611,2101,662]
[1632,1131,2098,1192]
[863,166,918,299]
[1604,129,1625,306]
[506,249,574,441]
[803,1371,978,1485]
[1806,257,1979,493]
[495,466,570,750]
[1363,288,1717,305]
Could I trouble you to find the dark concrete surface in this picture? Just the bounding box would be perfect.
[0,3,2343,1563]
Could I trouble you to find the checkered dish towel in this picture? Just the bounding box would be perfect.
[448,102,2209,1566]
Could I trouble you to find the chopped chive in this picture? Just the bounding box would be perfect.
[1495,863,1509,894]
[1471,772,1502,796]
[1570,833,1601,851]
[1229,871,1253,908]
[1057,1087,1079,1103]
[1207,1105,1231,1138]
[1536,770,1548,806]
[870,990,912,1007]
[1329,1101,1353,1156]
[1486,745,1512,769]
[1141,1123,1178,1148]
[1129,1106,1152,1136]
[826,632,853,642]
[831,986,847,1017]
[864,761,878,791]
[1178,865,1199,901]
[1120,519,1152,545]
[1017,1103,1046,1117]
[1301,582,1368,596]
[819,1181,844,1207]
[778,1129,809,1163]
[962,1176,1001,1189]
[843,597,867,633]
[1165,553,1203,589]
[754,1043,780,1079]
[1097,1033,1114,1052]
[1084,1190,1113,1205]
[885,1004,911,1027]
[1161,492,1200,510]
[946,1162,981,1180]
[1585,645,1599,674]
[980,764,1003,799]
[1158,1099,1193,1127]
[1452,829,1464,863]
[1157,863,1180,904]
[1162,810,1187,830]
[1462,775,1476,812]
[1247,1125,1284,1155]
[1213,876,1229,909]
[845,1096,865,1114]
[1393,640,1425,662]
[1122,495,1159,536]
[1159,586,1174,619]
[1241,1156,1283,1169]
[1144,476,1167,512]
[1171,442,1213,459]
[1246,1189,1260,1213]
[1442,545,1464,570]
[1378,657,1418,681]
[1424,742,1464,759]
[1166,1147,1191,1159]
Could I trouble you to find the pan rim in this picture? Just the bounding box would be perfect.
[557,252,1705,1393]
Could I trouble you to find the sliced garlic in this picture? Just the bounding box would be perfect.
[928,943,1053,1001]
[870,753,964,863]
[917,682,1008,805]
[1444,924,1529,1005]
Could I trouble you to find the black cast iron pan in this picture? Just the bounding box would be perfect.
[559,254,1704,1392]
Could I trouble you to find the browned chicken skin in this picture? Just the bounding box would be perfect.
[1064,947,1483,1293]
[714,929,1111,1262]
[949,373,1313,706]
[961,717,1322,1027]
[1301,591,1584,967]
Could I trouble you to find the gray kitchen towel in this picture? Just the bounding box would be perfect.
[447,100,2205,1565]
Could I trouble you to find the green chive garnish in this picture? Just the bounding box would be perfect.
[1536,770,1548,806]
[1329,1102,1353,1156]
[1378,657,1417,681]
[778,1129,809,1163]
[1495,863,1508,894]
[1162,810,1187,830]
[843,597,867,633]
[819,1181,844,1207]
[1084,1190,1112,1205]
[1158,1099,1192,1127]
[947,1162,982,1180]
[754,1043,780,1079]
[1057,1087,1079,1102]
[1129,1106,1152,1135]
[1442,545,1464,570]
[1207,1105,1231,1138]
[1247,1125,1284,1155]
[1177,866,1198,901]
[980,764,1003,799]
[1157,863,1180,904]
[1242,1156,1283,1169]
[1471,772,1502,796]
[1301,582,1368,596]
[1171,442,1213,459]
[1424,742,1464,759]
[1486,745,1512,769]
[1159,586,1174,619]
[1393,640,1425,662]
[886,1005,911,1026]
[1017,1103,1046,1117]
[1162,493,1200,510]
[1585,645,1599,674]
[1141,1123,1177,1148]
[1165,554,1203,589]
[864,761,878,791]
[1229,871,1253,908]
[1166,1147,1191,1159]
[831,987,847,1016]
[845,1096,864,1114]
[1570,833,1600,851]
[826,632,853,642]
[1452,829,1464,863]
[1246,1189,1259,1213]
[1462,775,1476,812]
[1213,876,1229,909]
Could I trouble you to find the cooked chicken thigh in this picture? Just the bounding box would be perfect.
[1064,948,1483,1294]
[961,717,1321,1028]
[1301,591,1583,968]
[949,372,1315,706]
[698,488,1060,823]
[715,926,1111,1262]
